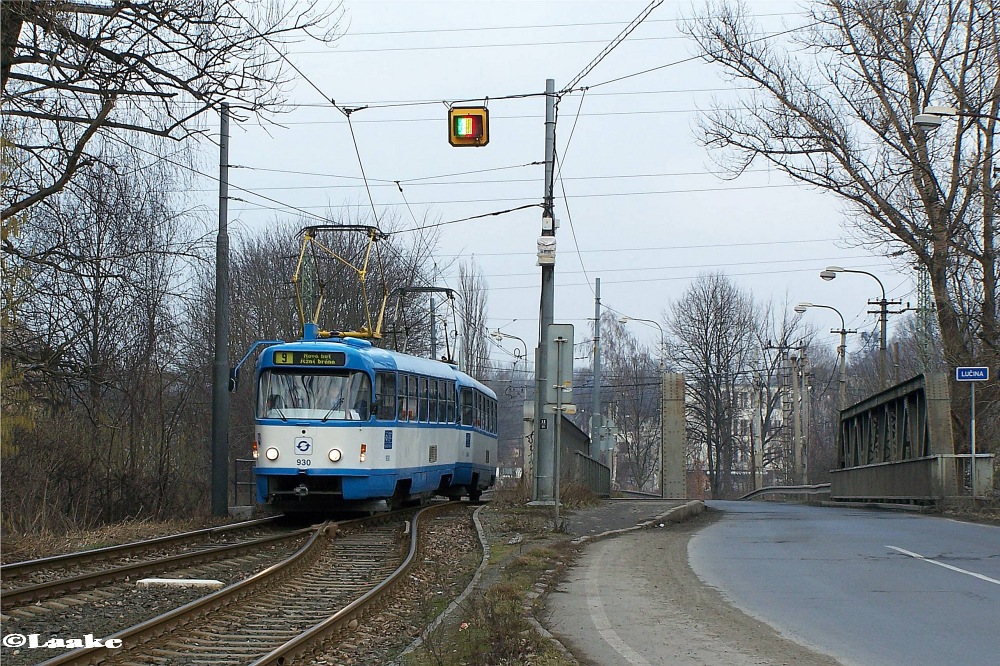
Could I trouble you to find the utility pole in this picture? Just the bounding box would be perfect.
[533,78,557,501]
[790,353,803,485]
[590,278,602,458]
[430,296,437,360]
[210,102,230,517]
[801,351,809,484]
[752,385,764,490]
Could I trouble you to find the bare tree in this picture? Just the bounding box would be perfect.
[1,159,202,531]
[188,215,444,472]
[2,0,342,220]
[748,300,804,487]
[456,260,492,379]
[601,313,660,492]
[684,0,999,450]
[669,272,758,498]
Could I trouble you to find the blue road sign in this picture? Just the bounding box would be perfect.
[956,366,989,381]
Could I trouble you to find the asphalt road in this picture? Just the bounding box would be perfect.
[690,501,1000,666]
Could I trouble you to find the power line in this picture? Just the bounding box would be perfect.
[214,166,773,192]
[589,21,819,89]
[340,12,799,37]
[444,254,880,281]
[433,237,843,258]
[229,183,800,212]
[396,204,543,234]
[220,107,747,125]
[229,161,543,185]
[562,0,664,93]
[477,262,896,291]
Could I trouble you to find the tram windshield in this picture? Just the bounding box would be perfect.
[257,370,372,421]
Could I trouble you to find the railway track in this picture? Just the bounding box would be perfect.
[34,502,460,666]
[1,518,309,611]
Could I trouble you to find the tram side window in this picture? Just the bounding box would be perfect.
[375,372,396,421]
[446,382,456,423]
[429,379,439,423]
[418,376,429,422]
[474,392,482,429]
[396,373,407,421]
[407,374,419,421]
[461,388,473,425]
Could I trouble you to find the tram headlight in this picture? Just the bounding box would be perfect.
[360,443,367,463]
[252,440,259,460]
[328,448,342,463]
[265,447,279,461]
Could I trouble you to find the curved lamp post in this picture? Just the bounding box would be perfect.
[820,266,892,389]
[619,316,666,497]
[795,302,854,410]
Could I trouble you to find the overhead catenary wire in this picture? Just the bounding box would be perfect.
[561,0,664,94]
[203,165,772,191]
[229,182,801,213]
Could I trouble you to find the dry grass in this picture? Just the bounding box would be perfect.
[940,498,1000,526]
[0,516,232,564]
[405,498,579,666]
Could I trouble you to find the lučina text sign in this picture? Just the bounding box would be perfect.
[956,367,989,381]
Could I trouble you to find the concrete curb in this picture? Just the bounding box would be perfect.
[569,499,706,545]
[394,504,491,662]
[394,500,706,665]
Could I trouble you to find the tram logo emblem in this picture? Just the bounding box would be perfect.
[294,438,313,455]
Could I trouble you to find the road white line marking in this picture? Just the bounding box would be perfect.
[887,546,1000,585]
[587,556,652,666]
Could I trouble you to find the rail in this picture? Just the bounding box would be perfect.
[2,527,312,610]
[1,516,278,575]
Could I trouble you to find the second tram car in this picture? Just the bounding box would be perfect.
[253,327,498,512]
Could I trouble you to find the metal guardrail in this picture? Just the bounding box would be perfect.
[572,451,611,497]
[234,457,256,506]
[739,484,831,501]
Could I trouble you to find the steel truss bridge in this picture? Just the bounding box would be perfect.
[831,373,993,503]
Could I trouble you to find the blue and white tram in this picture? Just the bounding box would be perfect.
[252,329,498,512]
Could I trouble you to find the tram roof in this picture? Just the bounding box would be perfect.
[261,338,496,398]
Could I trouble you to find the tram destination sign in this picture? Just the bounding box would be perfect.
[272,350,346,367]
[956,366,989,381]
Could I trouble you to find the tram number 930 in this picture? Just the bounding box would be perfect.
[296,459,312,467]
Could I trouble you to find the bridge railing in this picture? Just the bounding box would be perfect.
[572,451,611,498]
[739,484,831,501]
[830,453,994,502]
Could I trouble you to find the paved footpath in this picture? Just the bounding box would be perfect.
[542,500,841,666]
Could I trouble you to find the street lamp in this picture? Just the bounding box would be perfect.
[619,315,665,497]
[913,105,1000,131]
[795,302,855,410]
[491,329,528,366]
[491,328,528,397]
[820,266,897,389]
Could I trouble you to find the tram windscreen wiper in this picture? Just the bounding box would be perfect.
[321,397,344,422]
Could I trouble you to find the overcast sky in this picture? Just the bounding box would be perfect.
[209,0,914,372]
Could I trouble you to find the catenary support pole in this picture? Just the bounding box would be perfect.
[211,102,231,517]
[590,278,602,458]
[430,296,437,360]
[791,354,803,485]
[534,78,557,501]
